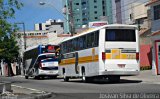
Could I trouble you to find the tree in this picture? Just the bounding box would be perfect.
[0,0,23,76]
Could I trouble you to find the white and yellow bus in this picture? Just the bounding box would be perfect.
[59,24,140,82]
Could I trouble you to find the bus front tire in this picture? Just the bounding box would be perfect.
[63,74,69,82]
[64,76,69,82]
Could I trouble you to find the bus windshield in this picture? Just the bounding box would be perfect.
[105,29,136,42]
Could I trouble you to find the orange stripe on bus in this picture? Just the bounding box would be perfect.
[59,55,99,66]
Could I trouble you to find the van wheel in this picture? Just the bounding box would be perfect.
[63,73,69,82]
[25,76,28,79]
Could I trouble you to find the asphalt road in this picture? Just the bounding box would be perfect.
[1,76,160,99]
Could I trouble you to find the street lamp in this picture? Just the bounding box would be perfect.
[39,1,74,36]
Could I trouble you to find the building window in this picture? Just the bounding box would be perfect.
[82,2,86,5]
[102,0,105,4]
[76,3,79,5]
[94,11,97,14]
[82,13,86,15]
[154,4,160,20]
[94,6,97,8]
[94,0,97,3]
[103,12,105,16]
[103,6,105,9]
[83,18,87,21]
[95,17,98,19]
[76,19,80,22]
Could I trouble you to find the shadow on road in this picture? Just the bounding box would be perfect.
[62,79,142,84]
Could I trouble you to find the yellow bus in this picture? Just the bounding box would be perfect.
[59,24,140,82]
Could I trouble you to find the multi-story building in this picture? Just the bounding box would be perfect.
[112,0,149,25]
[63,0,113,33]
[35,19,64,34]
[146,0,160,75]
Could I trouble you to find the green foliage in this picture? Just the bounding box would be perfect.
[0,0,23,62]
[0,35,19,61]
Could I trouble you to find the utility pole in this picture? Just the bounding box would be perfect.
[15,22,26,75]
[15,22,26,50]
[69,0,74,36]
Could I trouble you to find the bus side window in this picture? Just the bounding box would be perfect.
[73,38,78,51]
[66,41,70,53]
[94,31,99,47]
[87,33,94,48]
[79,37,83,50]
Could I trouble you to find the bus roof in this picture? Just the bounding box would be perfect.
[61,24,138,43]
[25,44,59,52]
[38,53,55,57]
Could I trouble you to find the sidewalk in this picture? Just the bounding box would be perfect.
[0,84,53,99]
[121,70,160,84]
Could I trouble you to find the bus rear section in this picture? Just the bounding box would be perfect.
[99,27,140,78]
[37,53,59,78]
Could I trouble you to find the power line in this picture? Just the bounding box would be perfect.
[111,0,147,12]
[96,0,149,23]
[104,0,150,23]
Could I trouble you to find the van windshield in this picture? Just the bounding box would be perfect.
[38,54,57,61]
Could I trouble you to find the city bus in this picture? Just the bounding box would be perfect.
[24,44,59,79]
[59,24,140,82]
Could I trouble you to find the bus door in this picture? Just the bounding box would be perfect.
[75,52,79,74]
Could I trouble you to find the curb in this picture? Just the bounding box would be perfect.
[11,85,53,99]
[0,82,12,94]
[31,92,54,99]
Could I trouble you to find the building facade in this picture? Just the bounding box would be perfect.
[35,19,64,34]
[63,0,113,33]
[112,0,149,25]
[146,0,160,75]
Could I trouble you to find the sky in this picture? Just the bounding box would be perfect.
[8,0,63,31]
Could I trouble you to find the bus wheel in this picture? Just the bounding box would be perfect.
[25,76,28,79]
[63,73,69,82]
[108,76,120,83]
[82,71,92,83]
[82,71,86,82]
